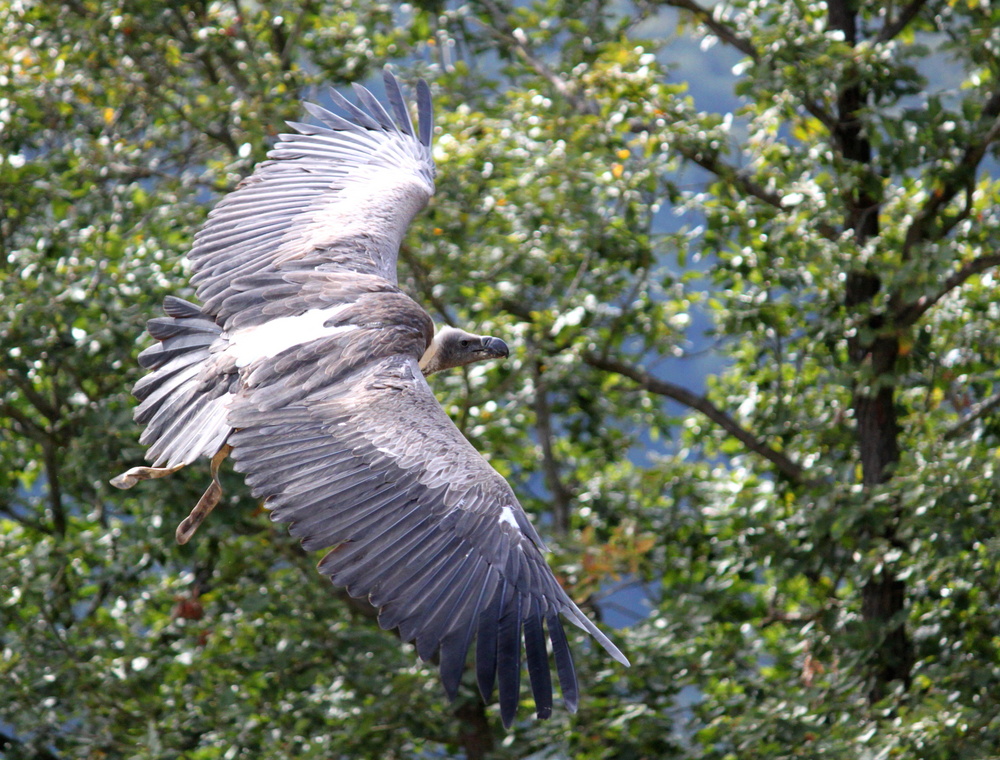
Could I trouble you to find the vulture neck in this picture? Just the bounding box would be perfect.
[418,331,448,376]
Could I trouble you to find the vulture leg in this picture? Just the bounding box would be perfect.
[111,463,185,489]
[176,444,232,545]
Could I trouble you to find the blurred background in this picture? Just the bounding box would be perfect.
[3,1,1000,757]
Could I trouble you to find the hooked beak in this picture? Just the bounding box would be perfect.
[482,336,509,359]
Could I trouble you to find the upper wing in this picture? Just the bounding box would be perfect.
[188,69,435,331]
[226,353,628,727]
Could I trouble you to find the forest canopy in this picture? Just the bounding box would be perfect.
[3,0,1000,758]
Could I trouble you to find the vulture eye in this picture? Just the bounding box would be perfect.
[460,339,470,347]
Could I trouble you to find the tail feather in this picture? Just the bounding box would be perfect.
[139,334,219,369]
[132,297,234,469]
[135,361,202,421]
[147,315,222,341]
[142,390,231,467]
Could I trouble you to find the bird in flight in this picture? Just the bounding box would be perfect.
[112,68,628,727]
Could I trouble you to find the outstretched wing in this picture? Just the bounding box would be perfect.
[226,350,629,728]
[188,69,435,331]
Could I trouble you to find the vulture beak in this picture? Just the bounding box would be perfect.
[482,336,509,360]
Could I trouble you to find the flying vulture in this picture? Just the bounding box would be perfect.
[112,68,628,727]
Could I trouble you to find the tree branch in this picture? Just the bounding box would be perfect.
[661,0,760,61]
[677,144,786,208]
[5,370,61,423]
[896,253,1000,326]
[531,361,573,535]
[44,436,66,537]
[901,93,1000,259]
[666,0,838,132]
[0,505,55,535]
[877,0,934,43]
[398,243,457,326]
[486,0,827,217]
[0,728,62,760]
[944,389,1000,441]
[626,122,840,235]
[1,401,49,443]
[583,352,813,485]
[274,1,312,71]
[473,0,594,113]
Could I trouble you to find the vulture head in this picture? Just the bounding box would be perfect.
[419,326,509,375]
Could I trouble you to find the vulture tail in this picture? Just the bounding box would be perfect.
[128,296,234,470]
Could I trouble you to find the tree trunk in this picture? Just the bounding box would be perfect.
[829,0,912,701]
[454,699,494,760]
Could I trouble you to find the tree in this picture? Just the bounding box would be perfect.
[3,0,1000,757]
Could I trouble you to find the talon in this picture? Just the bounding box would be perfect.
[110,464,185,490]
[175,445,231,544]
[176,479,222,545]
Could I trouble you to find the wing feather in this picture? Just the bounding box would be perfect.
[497,588,524,727]
[414,553,484,660]
[523,596,553,719]
[395,550,472,642]
[339,497,430,554]
[417,79,433,147]
[322,510,432,587]
[187,71,435,329]
[342,511,455,593]
[244,445,356,489]
[226,353,627,723]
[327,86,384,131]
[133,360,200,409]
[438,562,496,700]
[243,440,349,477]
[382,68,415,138]
[475,578,504,704]
[294,486,405,552]
[352,83,397,130]
[371,531,463,614]
[547,608,579,712]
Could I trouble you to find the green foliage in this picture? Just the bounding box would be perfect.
[4,0,1000,757]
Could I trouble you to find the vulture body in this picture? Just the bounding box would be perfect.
[112,69,627,727]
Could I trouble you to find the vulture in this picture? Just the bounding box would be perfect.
[112,68,628,727]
